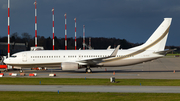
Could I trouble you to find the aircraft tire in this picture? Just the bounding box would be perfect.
[86,68,92,73]
[19,69,23,73]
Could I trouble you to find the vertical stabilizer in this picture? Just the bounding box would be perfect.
[129,18,172,51]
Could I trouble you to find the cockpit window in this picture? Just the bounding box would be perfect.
[11,55,17,58]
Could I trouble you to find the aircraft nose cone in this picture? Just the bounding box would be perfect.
[3,59,8,64]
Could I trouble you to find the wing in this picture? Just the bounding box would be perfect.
[78,45,120,66]
[107,46,111,50]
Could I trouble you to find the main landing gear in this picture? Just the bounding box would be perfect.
[19,69,23,73]
[86,66,92,73]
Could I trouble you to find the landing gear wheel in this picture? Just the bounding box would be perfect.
[86,68,92,73]
[19,69,23,73]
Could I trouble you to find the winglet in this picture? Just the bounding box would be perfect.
[110,45,120,57]
[107,46,111,50]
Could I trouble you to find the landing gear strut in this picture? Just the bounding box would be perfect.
[19,69,23,73]
[86,66,92,73]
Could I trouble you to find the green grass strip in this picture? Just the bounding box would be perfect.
[1,78,180,86]
[0,91,180,101]
[166,54,180,56]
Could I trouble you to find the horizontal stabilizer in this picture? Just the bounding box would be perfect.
[154,49,176,55]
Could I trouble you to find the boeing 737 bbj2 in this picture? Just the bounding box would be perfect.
[4,18,173,73]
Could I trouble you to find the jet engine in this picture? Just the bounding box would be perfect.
[61,62,80,70]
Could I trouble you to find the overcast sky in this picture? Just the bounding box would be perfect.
[0,0,180,46]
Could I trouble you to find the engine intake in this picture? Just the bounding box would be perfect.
[61,62,79,70]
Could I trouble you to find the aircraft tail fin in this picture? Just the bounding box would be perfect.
[129,18,172,51]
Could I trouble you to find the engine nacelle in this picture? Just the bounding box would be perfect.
[61,62,79,70]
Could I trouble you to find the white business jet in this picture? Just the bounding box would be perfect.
[4,18,174,73]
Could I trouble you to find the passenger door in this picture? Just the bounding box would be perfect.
[22,53,27,62]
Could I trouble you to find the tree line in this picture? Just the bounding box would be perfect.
[0,32,179,53]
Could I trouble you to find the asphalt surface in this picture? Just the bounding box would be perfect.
[1,57,180,79]
[1,85,180,93]
[1,57,180,93]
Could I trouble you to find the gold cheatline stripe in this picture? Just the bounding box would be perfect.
[103,26,170,63]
